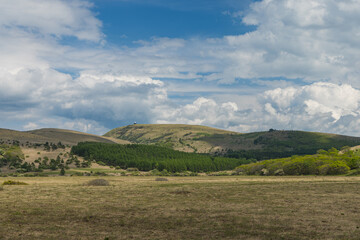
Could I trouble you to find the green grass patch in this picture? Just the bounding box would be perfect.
[2,180,28,185]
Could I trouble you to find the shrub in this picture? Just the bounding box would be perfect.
[318,161,350,175]
[2,180,28,185]
[235,166,246,175]
[160,169,170,176]
[347,169,360,176]
[283,160,312,175]
[60,167,65,176]
[85,179,110,186]
[238,163,265,175]
[155,177,168,181]
[329,161,350,175]
[260,168,269,176]
[318,164,330,175]
[345,158,360,169]
[149,169,161,176]
[126,168,139,172]
[274,169,285,176]
[97,161,106,166]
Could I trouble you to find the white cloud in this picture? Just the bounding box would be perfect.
[0,0,103,42]
[0,69,169,133]
[156,97,242,128]
[23,122,39,130]
[155,82,360,136]
[206,0,358,85]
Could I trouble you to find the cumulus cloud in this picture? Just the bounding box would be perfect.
[156,97,241,129]
[156,82,360,136]
[0,0,103,42]
[0,68,169,133]
[262,82,360,132]
[216,0,360,84]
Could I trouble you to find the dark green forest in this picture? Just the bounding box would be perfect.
[71,142,252,172]
[223,130,360,160]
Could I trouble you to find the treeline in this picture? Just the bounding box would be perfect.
[235,148,360,176]
[224,149,319,161]
[71,142,252,172]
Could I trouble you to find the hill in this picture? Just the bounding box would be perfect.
[0,128,129,146]
[220,130,360,160]
[104,124,238,153]
[105,125,360,160]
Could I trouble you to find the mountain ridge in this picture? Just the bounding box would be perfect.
[2,124,360,160]
[0,128,128,146]
[104,124,360,159]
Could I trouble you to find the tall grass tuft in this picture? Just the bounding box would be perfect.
[2,180,28,185]
[85,179,110,186]
[155,177,168,181]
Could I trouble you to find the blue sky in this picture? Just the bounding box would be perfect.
[2,0,360,136]
[93,0,257,46]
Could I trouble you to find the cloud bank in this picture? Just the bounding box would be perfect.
[1,0,360,136]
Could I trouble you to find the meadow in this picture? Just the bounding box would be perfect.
[1,176,360,239]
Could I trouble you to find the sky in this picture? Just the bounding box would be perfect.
[1,0,360,136]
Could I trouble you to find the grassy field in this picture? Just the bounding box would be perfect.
[1,176,360,239]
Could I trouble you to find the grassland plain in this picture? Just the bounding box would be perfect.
[1,176,360,239]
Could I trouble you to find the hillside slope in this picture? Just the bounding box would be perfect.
[0,128,129,146]
[220,130,360,159]
[104,124,238,153]
[105,124,360,159]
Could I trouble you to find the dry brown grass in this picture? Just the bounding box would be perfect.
[22,147,69,163]
[0,176,360,239]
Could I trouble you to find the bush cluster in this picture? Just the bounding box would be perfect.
[1,143,90,174]
[2,180,28,185]
[236,148,357,176]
